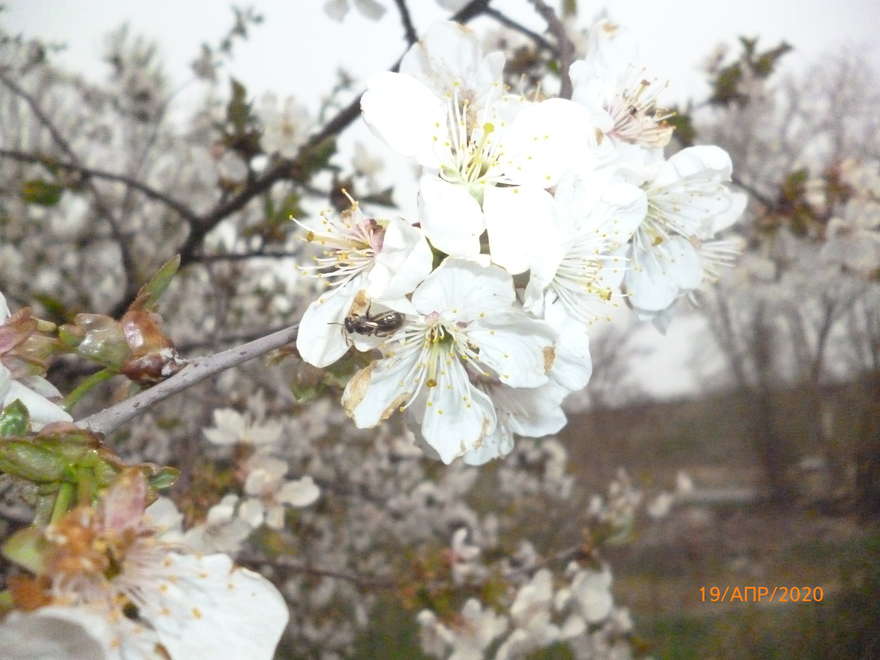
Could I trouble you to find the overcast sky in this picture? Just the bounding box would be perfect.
[4,0,877,400]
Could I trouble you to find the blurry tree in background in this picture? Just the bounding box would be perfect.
[683,42,880,509]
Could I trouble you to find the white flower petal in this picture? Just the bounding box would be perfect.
[139,553,289,660]
[342,348,419,428]
[417,175,484,258]
[368,217,434,300]
[3,379,72,427]
[412,361,497,464]
[400,21,489,96]
[361,72,448,170]
[543,302,592,392]
[278,476,321,507]
[412,258,514,319]
[500,98,596,187]
[295,277,361,368]
[469,314,554,389]
[483,185,554,275]
[0,606,116,660]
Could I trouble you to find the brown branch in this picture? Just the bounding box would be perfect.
[527,0,574,98]
[77,322,299,435]
[240,553,394,589]
[392,0,418,46]
[484,6,555,53]
[731,174,775,210]
[0,148,200,225]
[0,73,140,303]
[191,250,302,263]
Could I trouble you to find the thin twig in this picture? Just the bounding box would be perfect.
[484,6,556,53]
[77,323,299,435]
[527,0,574,99]
[178,0,490,267]
[392,0,418,46]
[731,175,775,209]
[191,250,302,263]
[0,73,140,303]
[0,148,200,225]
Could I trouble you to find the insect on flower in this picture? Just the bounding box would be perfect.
[343,308,405,337]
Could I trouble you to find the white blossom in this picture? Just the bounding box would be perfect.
[256,92,312,159]
[361,21,596,273]
[295,199,433,367]
[570,19,674,148]
[0,291,71,428]
[342,258,556,464]
[621,145,746,313]
[0,472,288,660]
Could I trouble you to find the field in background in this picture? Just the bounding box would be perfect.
[560,382,880,659]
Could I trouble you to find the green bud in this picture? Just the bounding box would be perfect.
[130,255,181,312]
[0,439,67,482]
[0,400,30,437]
[147,465,180,491]
[2,526,50,575]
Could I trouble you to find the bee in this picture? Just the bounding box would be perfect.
[343,308,404,337]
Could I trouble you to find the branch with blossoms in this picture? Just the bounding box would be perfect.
[0,2,767,657]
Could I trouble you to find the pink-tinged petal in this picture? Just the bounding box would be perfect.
[138,553,289,660]
[411,258,514,320]
[295,277,361,368]
[368,218,433,300]
[361,72,448,170]
[469,314,555,389]
[98,469,148,536]
[417,175,484,258]
[483,185,554,275]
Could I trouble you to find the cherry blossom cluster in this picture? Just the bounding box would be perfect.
[295,20,745,464]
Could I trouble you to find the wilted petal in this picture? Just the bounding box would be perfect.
[342,349,418,428]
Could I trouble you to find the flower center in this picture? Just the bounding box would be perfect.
[295,205,384,288]
[440,88,505,188]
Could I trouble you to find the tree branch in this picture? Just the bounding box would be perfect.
[0,73,140,302]
[77,323,299,435]
[0,148,200,225]
[392,0,418,46]
[484,6,555,53]
[527,0,574,99]
[731,174,775,210]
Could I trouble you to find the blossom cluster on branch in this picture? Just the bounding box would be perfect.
[295,20,745,465]
[0,6,756,659]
